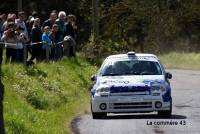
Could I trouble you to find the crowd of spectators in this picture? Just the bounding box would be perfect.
[0,10,77,65]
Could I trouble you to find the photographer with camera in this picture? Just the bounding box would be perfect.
[1,22,18,63]
[15,11,28,39]
[15,11,29,63]
[15,26,27,63]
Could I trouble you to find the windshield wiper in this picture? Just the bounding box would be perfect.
[140,71,154,75]
[102,73,122,76]
[125,71,140,75]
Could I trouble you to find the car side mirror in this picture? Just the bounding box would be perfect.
[165,72,172,79]
[91,75,97,81]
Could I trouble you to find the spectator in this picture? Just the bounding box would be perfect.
[28,11,39,34]
[30,11,39,22]
[26,15,34,38]
[0,14,6,64]
[1,22,18,63]
[2,14,16,32]
[56,11,66,41]
[64,14,77,57]
[15,27,26,62]
[16,11,29,63]
[0,11,79,64]
[15,11,28,40]
[50,24,61,60]
[51,10,58,17]
[0,14,6,37]
[42,12,57,29]
[11,14,17,21]
[28,18,42,63]
[42,26,51,60]
[54,11,66,58]
[25,15,35,64]
[65,14,77,39]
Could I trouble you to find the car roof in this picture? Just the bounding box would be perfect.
[106,52,159,62]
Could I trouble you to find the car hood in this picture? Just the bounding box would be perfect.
[97,75,165,87]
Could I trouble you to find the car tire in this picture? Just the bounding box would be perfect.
[158,110,171,117]
[91,102,107,119]
[158,99,172,117]
[92,112,107,119]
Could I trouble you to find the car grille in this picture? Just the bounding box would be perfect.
[110,86,150,96]
[110,102,152,109]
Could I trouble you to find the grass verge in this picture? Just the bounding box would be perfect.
[159,52,200,70]
[2,57,97,134]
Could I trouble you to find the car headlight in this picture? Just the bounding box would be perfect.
[95,87,110,95]
[151,83,166,93]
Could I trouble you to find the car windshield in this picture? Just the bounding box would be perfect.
[100,60,162,76]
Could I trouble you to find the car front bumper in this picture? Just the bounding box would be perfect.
[91,94,171,113]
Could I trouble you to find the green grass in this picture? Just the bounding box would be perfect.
[2,52,200,133]
[2,57,97,134]
[159,52,200,70]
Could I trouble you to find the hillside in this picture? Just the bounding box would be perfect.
[1,57,97,134]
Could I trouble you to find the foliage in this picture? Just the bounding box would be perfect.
[1,0,200,56]
[2,57,97,134]
[1,0,200,61]
[97,0,200,53]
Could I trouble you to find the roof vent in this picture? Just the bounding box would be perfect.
[127,52,136,56]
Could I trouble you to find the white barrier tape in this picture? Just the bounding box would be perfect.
[0,42,17,46]
[31,42,43,45]
[0,40,66,46]
[0,41,42,46]
[55,41,64,45]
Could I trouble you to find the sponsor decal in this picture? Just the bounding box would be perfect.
[102,80,130,84]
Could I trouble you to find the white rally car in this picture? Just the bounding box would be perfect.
[91,52,172,119]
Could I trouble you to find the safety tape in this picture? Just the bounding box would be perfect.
[0,40,65,46]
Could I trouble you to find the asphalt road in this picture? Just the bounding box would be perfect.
[72,69,200,134]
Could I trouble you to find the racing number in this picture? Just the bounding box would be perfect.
[179,120,186,125]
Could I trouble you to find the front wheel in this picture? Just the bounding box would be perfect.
[158,110,172,117]
[158,100,172,117]
[92,112,107,119]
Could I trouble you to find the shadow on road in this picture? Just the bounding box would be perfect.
[100,114,187,120]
